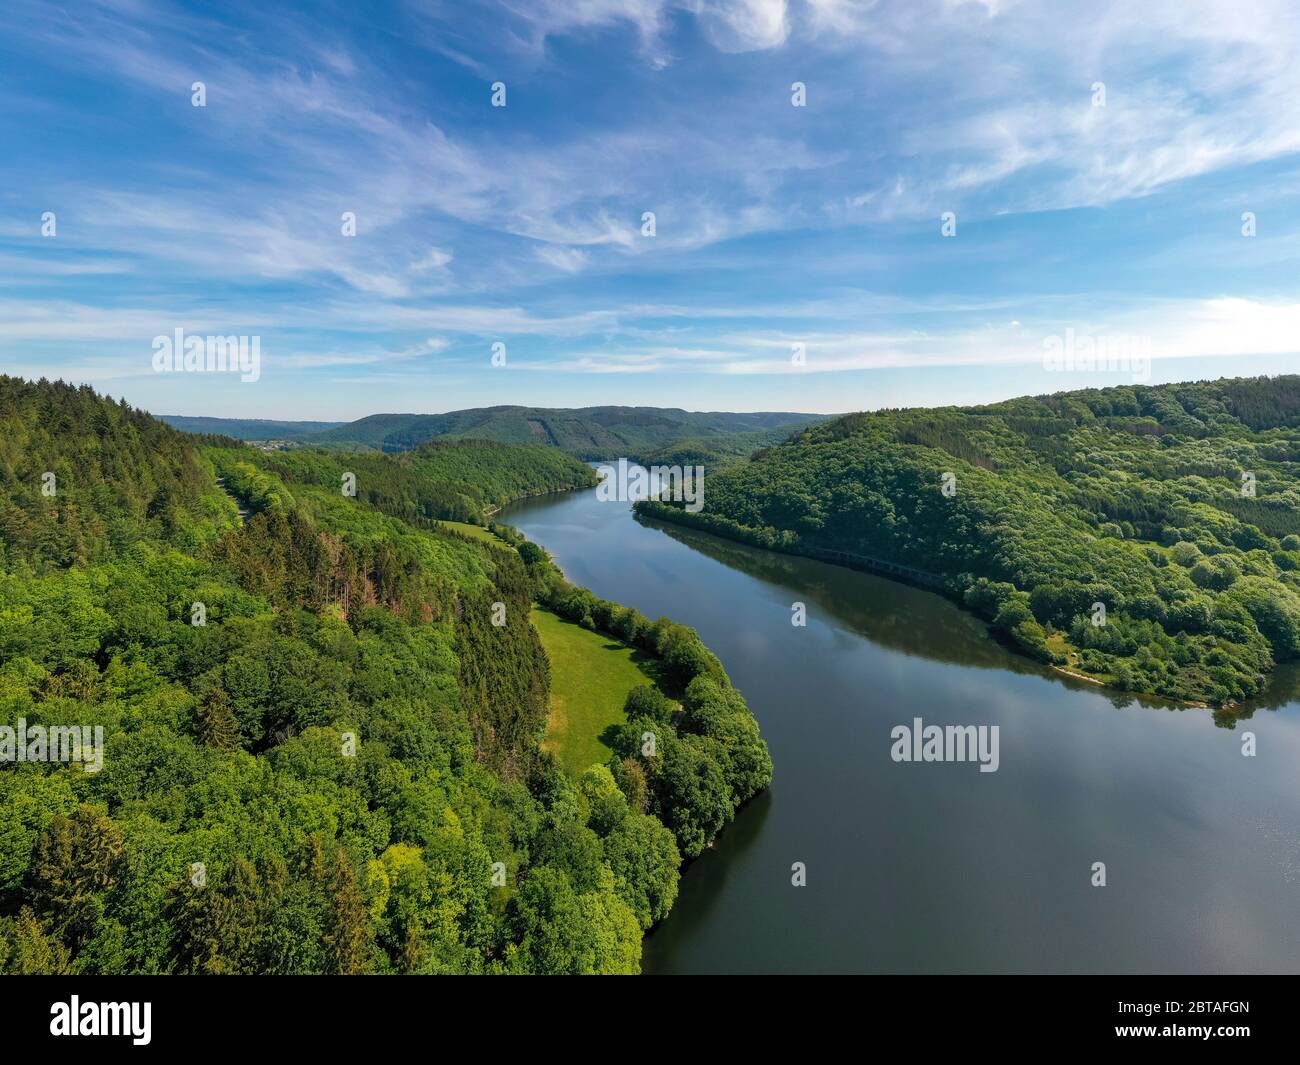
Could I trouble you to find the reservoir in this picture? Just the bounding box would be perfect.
[501,471,1300,974]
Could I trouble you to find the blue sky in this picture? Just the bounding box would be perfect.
[3,0,1300,420]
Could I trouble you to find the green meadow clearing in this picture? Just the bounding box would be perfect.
[530,606,661,775]
[438,519,507,545]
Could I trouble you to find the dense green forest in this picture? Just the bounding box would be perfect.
[639,376,1300,708]
[0,376,769,973]
[632,424,819,470]
[267,404,826,458]
[209,439,599,526]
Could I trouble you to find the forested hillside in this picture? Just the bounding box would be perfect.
[209,439,599,526]
[0,377,237,570]
[632,424,818,470]
[0,377,768,973]
[159,416,344,441]
[302,404,825,459]
[639,376,1300,708]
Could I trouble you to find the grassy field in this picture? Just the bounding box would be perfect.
[530,606,660,775]
[438,520,507,545]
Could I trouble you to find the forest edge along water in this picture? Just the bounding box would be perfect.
[502,465,1300,975]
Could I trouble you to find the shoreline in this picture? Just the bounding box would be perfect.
[635,501,1239,713]
[484,476,599,519]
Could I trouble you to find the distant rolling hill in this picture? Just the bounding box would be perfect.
[161,406,831,460]
[636,374,1300,708]
[159,415,345,440]
[304,405,830,459]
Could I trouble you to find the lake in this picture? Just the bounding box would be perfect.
[501,474,1300,974]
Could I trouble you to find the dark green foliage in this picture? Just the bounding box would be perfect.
[678,676,775,806]
[0,376,766,973]
[624,684,675,726]
[631,422,823,469]
[516,541,547,565]
[210,438,598,526]
[641,729,732,860]
[305,404,827,460]
[641,376,1300,706]
[455,558,551,780]
[0,375,235,570]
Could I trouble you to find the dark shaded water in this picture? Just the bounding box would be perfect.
[501,481,1300,974]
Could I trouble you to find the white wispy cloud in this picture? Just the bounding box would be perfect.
[5,0,1300,412]
[505,296,1300,375]
[534,245,591,272]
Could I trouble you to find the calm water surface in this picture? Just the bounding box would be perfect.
[501,478,1300,974]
